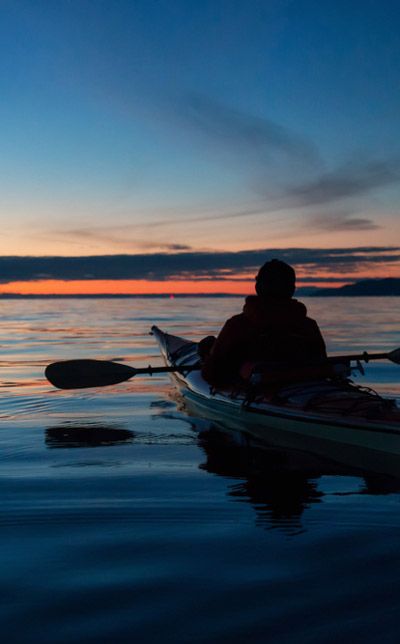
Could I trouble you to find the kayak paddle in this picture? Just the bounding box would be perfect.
[45,347,400,390]
[45,359,197,389]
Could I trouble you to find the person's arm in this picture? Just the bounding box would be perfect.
[201,316,244,387]
[307,319,327,360]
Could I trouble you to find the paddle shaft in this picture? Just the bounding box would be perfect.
[45,347,399,389]
[159,350,397,374]
[136,352,394,376]
[133,364,198,375]
[328,351,390,364]
[141,350,397,389]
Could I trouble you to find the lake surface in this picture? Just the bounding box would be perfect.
[1,296,400,643]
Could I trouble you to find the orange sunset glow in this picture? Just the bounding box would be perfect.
[0,279,255,295]
[1,265,397,296]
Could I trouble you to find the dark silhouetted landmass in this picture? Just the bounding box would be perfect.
[312,278,400,296]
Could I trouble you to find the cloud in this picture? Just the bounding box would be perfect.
[43,225,193,252]
[307,212,380,232]
[126,201,382,236]
[158,95,400,230]
[176,93,320,166]
[131,157,398,233]
[0,247,399,284]
[284,160,400,207]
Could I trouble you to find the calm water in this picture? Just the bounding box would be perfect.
[1,296,400,643]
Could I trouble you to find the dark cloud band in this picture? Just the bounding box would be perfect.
[0,247,399,284]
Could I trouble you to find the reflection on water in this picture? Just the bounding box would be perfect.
[45,425,135,448]
[200,427,325,535]
[42,416,400,538]
[196,422,400,535]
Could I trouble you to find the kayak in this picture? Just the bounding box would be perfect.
[151,325,400,477]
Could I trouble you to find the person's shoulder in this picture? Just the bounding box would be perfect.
[290,298,307,316]
[302,314,324,340]
[222,312,247,331]
[215,302,252,338]
[292,299,321,328]
[291,299,320,325]
[304,316,319,328]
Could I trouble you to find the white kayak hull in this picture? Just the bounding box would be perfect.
[151,326,400,477]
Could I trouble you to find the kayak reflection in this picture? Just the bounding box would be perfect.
[45,424,135,448]
[194,421,400,534]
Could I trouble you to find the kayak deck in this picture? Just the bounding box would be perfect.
[151,325,400,477]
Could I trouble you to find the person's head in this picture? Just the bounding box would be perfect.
[255,259,296,299]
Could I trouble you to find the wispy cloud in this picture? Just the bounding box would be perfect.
[283,160,400,207]
[307,212,380,232]
[177,93,320,167]
[137,157,398,233]
[0,247,398,284]
[41,224,193,253]
[163,95,400,233]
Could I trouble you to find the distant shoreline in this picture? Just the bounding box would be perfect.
[0,292,398,299]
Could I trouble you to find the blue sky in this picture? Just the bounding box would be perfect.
[1,0,399,262]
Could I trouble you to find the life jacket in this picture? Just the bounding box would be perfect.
[201,295,327,387]
[241,295,326,364]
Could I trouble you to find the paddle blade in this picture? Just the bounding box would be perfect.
[45,359,136,389]
[388,348,400,365]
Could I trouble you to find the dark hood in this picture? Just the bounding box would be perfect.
[242,295,308,329]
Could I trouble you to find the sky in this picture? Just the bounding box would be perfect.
[1,0,399,294]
